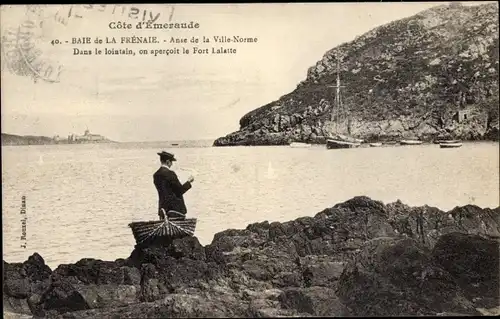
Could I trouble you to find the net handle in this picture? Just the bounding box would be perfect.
[160,208,186,220]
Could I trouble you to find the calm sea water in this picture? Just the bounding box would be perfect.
[2,141,499,269]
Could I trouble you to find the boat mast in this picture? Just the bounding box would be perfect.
[336,53,342,124]
[328,50,345,132]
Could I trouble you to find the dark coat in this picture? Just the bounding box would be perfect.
[153,166,192,218]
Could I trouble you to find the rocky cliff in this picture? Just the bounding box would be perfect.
[214,3,499,146]
[4,197,500,318]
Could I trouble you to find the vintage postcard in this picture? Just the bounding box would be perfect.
[2,3,499,318]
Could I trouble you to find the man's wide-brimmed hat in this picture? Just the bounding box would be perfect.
[157,151,176,161]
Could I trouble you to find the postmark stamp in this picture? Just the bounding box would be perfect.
[1,4,173,84]
[1,5,63,83]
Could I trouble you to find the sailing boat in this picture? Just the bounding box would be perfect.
[326,51,362,150]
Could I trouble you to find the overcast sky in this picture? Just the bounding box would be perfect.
[1,2,493,142]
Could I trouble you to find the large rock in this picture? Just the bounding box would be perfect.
[387,200,500,249]
[336,236,480,316]
[44,294,248,319]
[3,253,52,299]
[128,236,207,267]
[4,264,31,299]
[23,253,52,282]
[40,275,89,314]
[300,255,345,288]
[3,253,53,316]
[279,286,349,316]
[72,284,137,309]
[4,295,32,316]
[432,232,500,309]
[53,259,128,285]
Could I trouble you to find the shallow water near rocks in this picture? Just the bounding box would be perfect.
[2,141,498,269]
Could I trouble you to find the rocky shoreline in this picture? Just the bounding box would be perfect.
[212,118,499,147]
[213,3,499,147]
[4,197,500,318]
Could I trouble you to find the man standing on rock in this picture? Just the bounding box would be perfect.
[153,151,194,220]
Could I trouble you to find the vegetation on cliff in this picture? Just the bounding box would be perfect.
[214,3,499,146]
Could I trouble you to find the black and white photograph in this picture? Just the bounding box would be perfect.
[2,2,499,318]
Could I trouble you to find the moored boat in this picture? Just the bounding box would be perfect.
[289,142,312,148]
[400,139,423,145]
[369,142,383,147]
[434,139,461,144]
[327,139,361,149]
[323,51,363,151]
[333,134,363,144]
[439,142,462,148]
[383,141,398,145]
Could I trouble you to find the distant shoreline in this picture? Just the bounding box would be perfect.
[1,133,117,146]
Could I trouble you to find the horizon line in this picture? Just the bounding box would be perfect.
[1,132,218,144]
